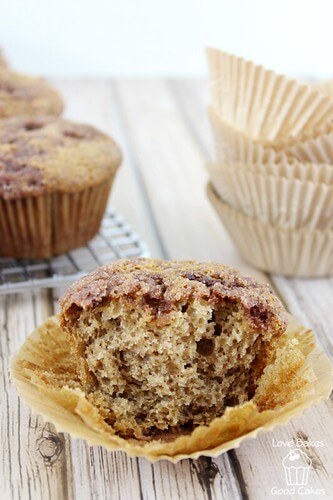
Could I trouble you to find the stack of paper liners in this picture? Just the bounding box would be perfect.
[11,314,332,462]
[207,163,333,229]
[207,48,333,142]
[206,48,333,277]
[208,184,333,277]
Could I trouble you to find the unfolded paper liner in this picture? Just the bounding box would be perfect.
[208,183,333,277]
[11,312,333,463]
[0,177,114,259]
[206,48,333,143]
[207,163,333,229]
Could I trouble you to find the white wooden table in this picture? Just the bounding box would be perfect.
[1,78,333,500]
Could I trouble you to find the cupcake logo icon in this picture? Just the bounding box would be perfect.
[282,448,312,486]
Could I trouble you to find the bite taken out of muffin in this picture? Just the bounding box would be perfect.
[60,258,287,440]
[13,257,332,460]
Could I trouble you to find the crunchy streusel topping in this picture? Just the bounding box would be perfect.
[0,68,63,118]
[0,116,122,199]
[61,258,287,332]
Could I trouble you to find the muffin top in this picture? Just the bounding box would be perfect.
[0,116,122,199]
[61,258,287,333]
[0,52,8,69]
[0,68,63,119]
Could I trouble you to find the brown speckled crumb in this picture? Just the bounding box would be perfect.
[0,67,63,118]
[60,258,287,440]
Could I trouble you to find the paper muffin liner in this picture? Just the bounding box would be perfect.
[208,110,333,184]
[208,183,333,277]
[314,79,333,98]
[208,107,281,163]
[284,131,333,164]
[207,163,333,229]
[0,177,114,259]
[11,311,333,463]
[208,107,333,169]
[207,160,333,187]
[206,48,333,142]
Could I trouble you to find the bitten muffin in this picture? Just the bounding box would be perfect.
[0,67,63,118]
[0,116,122,258]
[60,258,287,441]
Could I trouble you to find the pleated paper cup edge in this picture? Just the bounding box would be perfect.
[0,176,116,259]
[206,48,333,143]
[207,163,333,229]
[11,308,333,462]
[208,183,333,277]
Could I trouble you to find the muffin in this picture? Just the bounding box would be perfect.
[12,258,332,460]
[0,116,122,258]
[60,258,287,440]
[0,50,8,69]
[0,67,63,118]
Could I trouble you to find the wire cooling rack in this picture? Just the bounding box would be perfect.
[0,210,149,294]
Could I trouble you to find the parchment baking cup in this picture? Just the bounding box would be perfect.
[208,111,333,184]
[208,107,281,163]
[207,163,333,229]
[314,79,333,98]
[283,130,333,164]
[208,107,333,168]
[208,183,333,277]
[0,177,114,259]
[11,314,332,462]
[207,159,333,186]
[206,48,333,142]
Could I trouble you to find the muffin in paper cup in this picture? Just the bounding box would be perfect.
[0,50,8,69]
[0,66,63,118]
[206,48,333,143]
[11,308,333,462]
[0,180,114,258]
[0,116,121,258]
[208,183,333,277]
[207,163,333,229]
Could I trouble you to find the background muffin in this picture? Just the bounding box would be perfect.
[0,50,8,69]
[60,258,287,441]
[0,116,122,258]
[0,67,63,118]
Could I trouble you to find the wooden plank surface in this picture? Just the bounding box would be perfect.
[1,77,332,499]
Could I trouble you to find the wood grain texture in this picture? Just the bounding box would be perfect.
[1,78,332,499]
